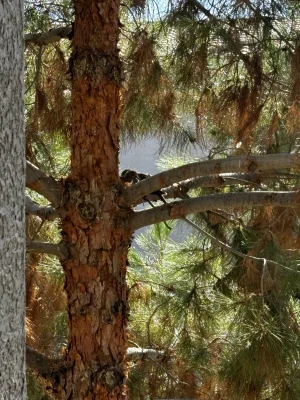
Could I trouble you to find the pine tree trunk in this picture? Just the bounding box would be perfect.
[0,1,26,398]
[61,1,131,398]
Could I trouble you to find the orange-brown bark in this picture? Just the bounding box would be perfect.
[60,1,131,398]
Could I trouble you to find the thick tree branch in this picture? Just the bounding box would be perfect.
[25,195,59,221]
[123,153,300,206]
[27,241,68,259]
[26,346,72,378]
[26,160,62,208]
[130,191,300,230]
[137,171,288,205]
[27,346,166,378]
[25,26,72,46]
[163,171,300,200]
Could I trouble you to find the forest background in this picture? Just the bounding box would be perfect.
[12,0,300,399]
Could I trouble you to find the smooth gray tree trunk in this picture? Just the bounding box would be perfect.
[0,1,26,399]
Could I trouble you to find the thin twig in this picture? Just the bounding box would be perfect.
[261,258,267,305]
[183,217,300,274]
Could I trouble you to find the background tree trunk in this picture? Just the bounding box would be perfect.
[0,1,26,399]
[61,0,131,398]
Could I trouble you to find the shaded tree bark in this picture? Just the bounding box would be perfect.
[25,26,72,46]
[27,241,68,258]
[26,160,61,207]
[0,0,26,398]
[25,195,58,220]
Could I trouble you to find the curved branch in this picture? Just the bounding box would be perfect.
[27,241,68,259]
[26,160,62,208]
[123,153,300,206]
[130,190,300,230]
[25,195,59,221]
[162,172,264,201]
[25,26,72,46]
[162,170,300,200]
[136,172,270,205]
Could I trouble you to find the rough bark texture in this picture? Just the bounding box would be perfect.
[61,1,131,398]
[0,0,26,398]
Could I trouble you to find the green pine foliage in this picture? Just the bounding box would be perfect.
[127,219,300,399]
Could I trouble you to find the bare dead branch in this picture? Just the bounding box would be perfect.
[25,195,59,221]
[27,241,68,259]
[130,190,300,230]
[25,26,72,46]
[123,153,300,206]
[126,347,166,362]
[26,160,62,208]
